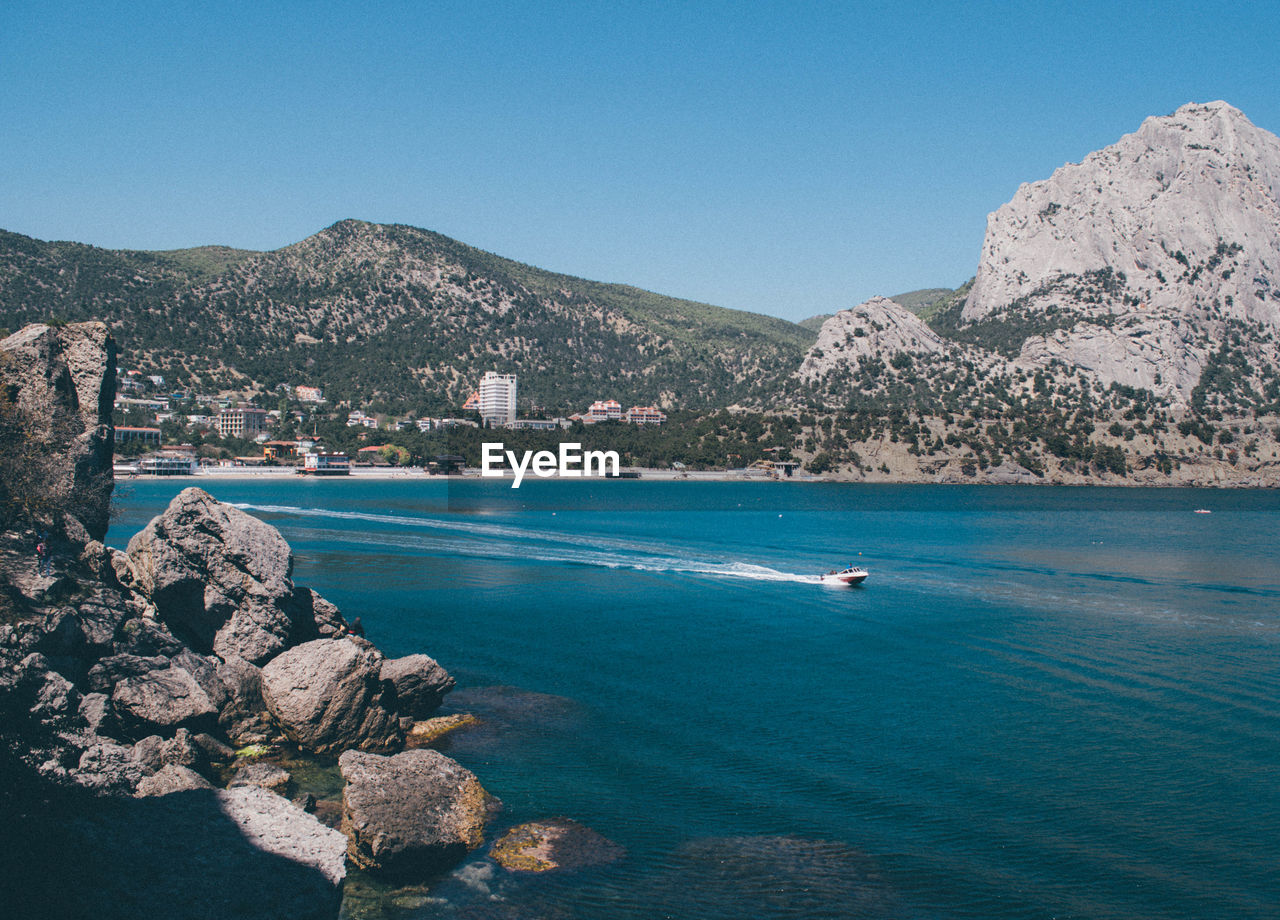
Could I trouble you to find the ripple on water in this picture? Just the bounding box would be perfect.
[435,685,585,755]
[643,835,902,920]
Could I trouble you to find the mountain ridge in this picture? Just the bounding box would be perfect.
[0,220,815,412]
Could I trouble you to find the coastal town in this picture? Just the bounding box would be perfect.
[113,369,670,476]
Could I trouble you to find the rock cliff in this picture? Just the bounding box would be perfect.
[0,323,486,917]
[963,101,1280,403]
[0,322,116,540]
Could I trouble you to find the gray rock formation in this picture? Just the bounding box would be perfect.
[126,488,301,663]
[964,101,1280,402]
[260,637,403,754]
[797,296,948,383]
[0,321,478,916]
[230,761,293,793]
[111,663,220,731]
[0,322,116,540]
[380,653,455,720]
[339,748,491,879]
[135,764,215,796]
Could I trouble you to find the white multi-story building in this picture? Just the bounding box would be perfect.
[217,407,268,439]
[625,406,667,425]
[480,372,517,427]
[295,385,324,403]
[588,399,623,422]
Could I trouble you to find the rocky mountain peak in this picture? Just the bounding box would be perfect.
[960,100,1280,403]
[797,296,947,383]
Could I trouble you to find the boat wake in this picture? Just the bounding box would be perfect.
[234,503,825,586]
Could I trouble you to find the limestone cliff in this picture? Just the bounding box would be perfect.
[963,101,1280,403]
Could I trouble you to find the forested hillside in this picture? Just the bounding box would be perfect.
[0,221,814,414]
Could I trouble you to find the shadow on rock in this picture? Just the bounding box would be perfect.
[1,747,345,920]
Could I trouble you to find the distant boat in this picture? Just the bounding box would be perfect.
[1193,509,1212,514]
[819,565,868,586]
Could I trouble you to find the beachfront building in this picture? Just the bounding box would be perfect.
[138,453,198,476]
[217,407,268,439]
[625,406,667,425]
[300,452,351,475]
[480,372,517,427]
[588,399,623,422]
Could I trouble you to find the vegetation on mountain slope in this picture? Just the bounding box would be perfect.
[0,221,815,414]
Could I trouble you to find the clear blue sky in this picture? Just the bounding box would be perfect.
[2,1,1275,322]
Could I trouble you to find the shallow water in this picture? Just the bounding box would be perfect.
[109,480,1280,919]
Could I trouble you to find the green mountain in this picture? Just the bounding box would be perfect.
[0,221,814,413]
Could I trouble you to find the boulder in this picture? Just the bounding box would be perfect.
[191,731,236,763]
[405,713,479,748]
[230,761,292,794]
[75,741,146,794]
[339,748,491,878]
[111,664,218,732]
[130,728,207,775]
[286,586,349,641]
[260,637,402,753]
[125,488,299,664]
[380,653,455,719]
[221,786,349,899]
[78,691,117,735]
[86,653,171,693]
[135,764,214,796]
[214,653,275,744]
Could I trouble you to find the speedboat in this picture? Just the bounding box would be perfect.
[819,565,868,586]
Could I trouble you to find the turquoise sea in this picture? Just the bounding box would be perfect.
[109,480,1280,919]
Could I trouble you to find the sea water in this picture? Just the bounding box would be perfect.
[108,480,1280,919]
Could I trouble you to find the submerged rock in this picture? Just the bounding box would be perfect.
[260,637,402,754]
[339,748,492,879]
[491,818,625,872]
[405,713,479,748]
[650,835,901,920]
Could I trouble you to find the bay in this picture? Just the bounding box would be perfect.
[108,480,1280,919]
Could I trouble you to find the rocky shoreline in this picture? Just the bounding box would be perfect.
[1,323,620,918]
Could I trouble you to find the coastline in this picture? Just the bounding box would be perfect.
[113,464,1280,488]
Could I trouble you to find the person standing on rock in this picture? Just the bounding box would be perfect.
[35,537,51,577]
